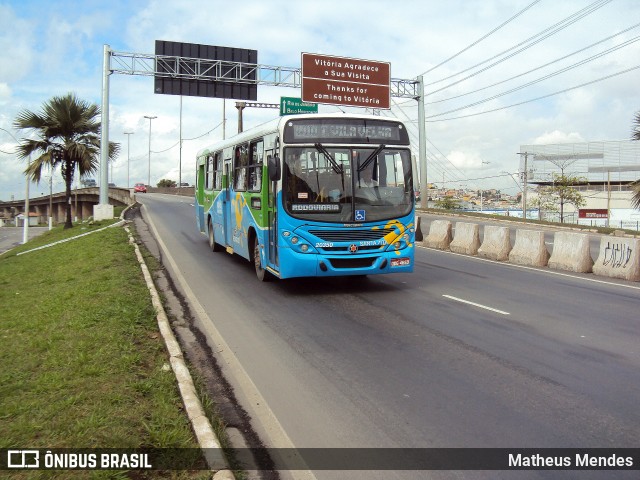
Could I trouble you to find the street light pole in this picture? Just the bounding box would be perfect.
[144,115,157,187]
[124,132,134,188]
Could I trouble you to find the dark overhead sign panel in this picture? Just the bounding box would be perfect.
[301,53,390,109]
[154,40,257,100]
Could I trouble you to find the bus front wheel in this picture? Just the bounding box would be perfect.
[252,236,270,282]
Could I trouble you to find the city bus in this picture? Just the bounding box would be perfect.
[195,113,416,281]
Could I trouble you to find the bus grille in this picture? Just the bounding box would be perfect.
[308,228,394,242]
[328,257,376,269]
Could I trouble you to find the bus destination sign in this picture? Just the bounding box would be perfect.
[301,53,391,109]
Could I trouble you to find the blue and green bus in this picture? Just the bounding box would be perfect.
[195,113,416,281]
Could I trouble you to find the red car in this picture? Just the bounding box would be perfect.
[134,183,147,193]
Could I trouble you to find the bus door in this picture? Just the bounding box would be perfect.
[266,150,279,270]
[223,159,232,248]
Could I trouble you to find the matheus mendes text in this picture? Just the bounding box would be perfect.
[509,453,634,468]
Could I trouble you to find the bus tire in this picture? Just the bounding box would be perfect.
[252,236,270,282]
[208,218,222,252]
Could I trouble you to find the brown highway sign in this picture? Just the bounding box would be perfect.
[301,53,391,109]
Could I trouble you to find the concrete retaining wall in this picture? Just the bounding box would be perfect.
[548,232,594,273]
[478,225,511,261]
[592,237,640,281]
[449,222,480,255]
[423,220,452,250]
[509,230,550,267]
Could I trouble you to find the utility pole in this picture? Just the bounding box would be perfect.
[144,115,157,187]
[517,152,528,219]
[236,102,246,134]
[124,132,134,188]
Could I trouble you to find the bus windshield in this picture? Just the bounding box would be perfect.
[283,145,413,223]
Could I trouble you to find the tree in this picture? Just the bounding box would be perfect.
[157,179,177,188]
[14,93,119,229]
[435,196,460,210]
[530,186,559,221]
[542,173,587,223]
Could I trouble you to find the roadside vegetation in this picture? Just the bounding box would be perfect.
[0,219,215,479]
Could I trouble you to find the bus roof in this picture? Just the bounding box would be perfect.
[195,112,405,158]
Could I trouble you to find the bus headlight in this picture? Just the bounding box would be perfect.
[300,244,309,253]
[394,241,401,249]
[291,236,299,245]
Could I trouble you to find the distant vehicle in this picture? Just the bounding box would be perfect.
[134,183,147,193]
[108,183,116,187]
[82,178,97,187]
[177,182,190,187]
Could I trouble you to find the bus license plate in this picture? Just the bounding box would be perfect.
[390,258,410,267]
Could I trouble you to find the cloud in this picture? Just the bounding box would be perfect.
[2,0,640,200]
[531,130,585,145]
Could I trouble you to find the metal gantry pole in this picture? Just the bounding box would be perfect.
[99,44,111,206]
[417,75,428,209]
[179,96,182,191]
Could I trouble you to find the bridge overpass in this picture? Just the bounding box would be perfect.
[0,187,136,225]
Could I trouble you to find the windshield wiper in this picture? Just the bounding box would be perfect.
[314,143,343,175]
[358,144,385,172]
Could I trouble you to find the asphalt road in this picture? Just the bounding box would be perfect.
[0,226,49,254]
[138,194,640,480]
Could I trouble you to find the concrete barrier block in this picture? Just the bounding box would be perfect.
[509,229,550,267]
[592,237,640,282]
[423,219,452,250]
[548,232,593,273]
[478,225,511,261]
[449,222,480,255]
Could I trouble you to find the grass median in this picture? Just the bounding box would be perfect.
[0,220,213,479]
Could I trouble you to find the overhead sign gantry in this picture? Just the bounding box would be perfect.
[96,42,428,220]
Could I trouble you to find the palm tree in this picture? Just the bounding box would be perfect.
[13,93,119,228]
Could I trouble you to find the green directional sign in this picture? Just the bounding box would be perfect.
[280,96,318,115]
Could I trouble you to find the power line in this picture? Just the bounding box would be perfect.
[427,23,640,105]
[425,37,640,115]
[425,0,612,91]
[417,0,543,78]
[151,122,223,154]
[425,65,640,122]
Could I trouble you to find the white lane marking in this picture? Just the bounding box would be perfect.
[442,294,510,315]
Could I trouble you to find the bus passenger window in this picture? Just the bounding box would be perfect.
[206,155,214,190]
[249,140,263,192]
[234,144,249,191]
[214,152,223,190]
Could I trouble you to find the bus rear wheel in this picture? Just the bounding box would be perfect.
[252,236,270,282]
[208,218,222,252]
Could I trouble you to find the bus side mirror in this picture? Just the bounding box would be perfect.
[268,155,281,181]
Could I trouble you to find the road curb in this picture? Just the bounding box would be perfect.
[124,224,232,476]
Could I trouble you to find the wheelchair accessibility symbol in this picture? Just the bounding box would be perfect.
[355,210,366,222]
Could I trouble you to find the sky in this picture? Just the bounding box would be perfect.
[1,0,639,201]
